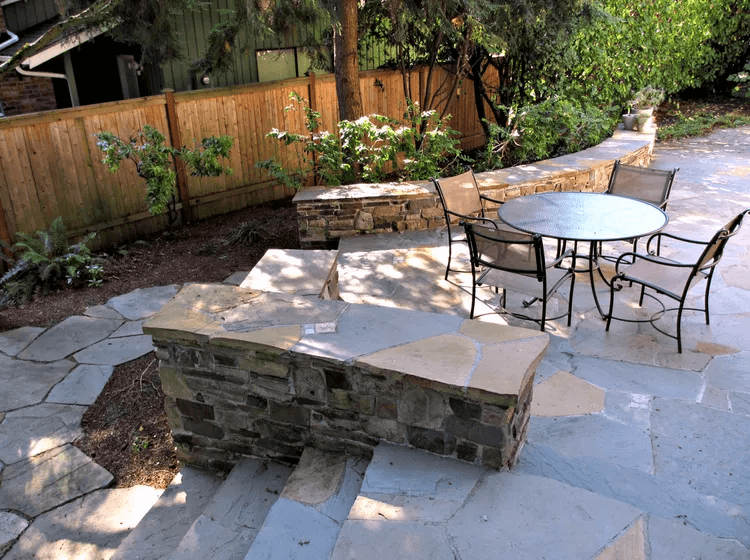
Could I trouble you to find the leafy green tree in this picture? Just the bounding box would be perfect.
[565,0,750,108]
[95,125,233,225]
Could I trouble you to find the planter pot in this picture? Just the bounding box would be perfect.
[635,107,654,131]
[622,113,637,130]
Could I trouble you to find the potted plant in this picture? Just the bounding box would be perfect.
[629,86,665,131]
[621,101,637,130]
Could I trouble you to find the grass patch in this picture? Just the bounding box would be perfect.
[657,111,750,142]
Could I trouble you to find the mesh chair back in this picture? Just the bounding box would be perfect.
[464,222,545,279]
[697,211,747,270]
[434,170,483,222]
[607,161,677,209]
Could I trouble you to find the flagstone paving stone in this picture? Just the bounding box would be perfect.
[106,284,181,320]
[516,443,750,546]
[72,333,154,365]
[45,364,115,405]
[0,511,28,557]
[0,403,85,464]
[447,472,642,560]
[0,326,45,357]
[0,444,113,517]
[572,355,704,400]
[109,320,144,338]
[650,398,750,505]
[83,304,124,320]
[647,515,750,559]
[704,351,750,392]
[17,316,122,362]
[0,354,74,411]
[4,486,161,560]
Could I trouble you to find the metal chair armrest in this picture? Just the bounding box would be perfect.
[480,194,504,206]
[614,251,693,275]
[458,217,500,230]
[644,231,710,254]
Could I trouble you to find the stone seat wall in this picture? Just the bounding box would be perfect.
[294,128,655,248]
[143,284,548,471]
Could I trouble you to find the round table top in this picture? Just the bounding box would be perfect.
[498,192,668,242]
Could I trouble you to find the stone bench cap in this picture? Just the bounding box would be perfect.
[143,283,548,406]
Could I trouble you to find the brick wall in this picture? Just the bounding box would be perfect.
[0,72,58,116]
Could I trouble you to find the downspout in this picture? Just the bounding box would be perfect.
[0,41,79,107]
[0,28,17,50]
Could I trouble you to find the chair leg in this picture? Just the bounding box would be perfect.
[540,297,547,331]
[639,286,646,307]
[445,239,453,281]
[469,279,477,319]
[704,278,713,326]
[566,273,576,327]
[676,301,684,354]
[605,277,618,332]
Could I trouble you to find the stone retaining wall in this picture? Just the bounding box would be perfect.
[294,128,655,248]
[143,284,548,472]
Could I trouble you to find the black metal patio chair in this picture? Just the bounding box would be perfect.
[432,168,519,280]
[605,209,749,352]
[462,220,576,331]
[604,160,679,256]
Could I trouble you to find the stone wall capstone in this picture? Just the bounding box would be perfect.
[294,128,654,248]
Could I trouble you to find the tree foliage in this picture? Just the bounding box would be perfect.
[95,125,233,224]
[565,0,750,108]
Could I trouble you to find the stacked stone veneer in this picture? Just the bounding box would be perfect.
[143,284,548,472]
[295,128,654,248]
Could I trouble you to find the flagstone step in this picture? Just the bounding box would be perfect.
[243,447,368,560]
[110,465,224,560]
[164,456,293,559]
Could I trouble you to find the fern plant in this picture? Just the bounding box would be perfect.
[0,217,102,308]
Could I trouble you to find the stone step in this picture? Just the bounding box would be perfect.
[166,457,293,559]
[110,466,224,560]
[243,447,368,559]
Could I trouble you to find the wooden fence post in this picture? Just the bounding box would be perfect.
[0,194,12,263]
[163,89,192,223]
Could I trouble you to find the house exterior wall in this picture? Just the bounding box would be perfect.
[3,0,59,33]
[0,71,57,116]
[0,0,59,116]
[161,0,392,92]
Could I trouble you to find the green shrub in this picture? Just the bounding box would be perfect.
[657,112,750,142]
[0,217,102,308]
[257,92,462,188]
[95,125,233,224]
[476,97,616,169]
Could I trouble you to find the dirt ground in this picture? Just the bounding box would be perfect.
[1,199,300,488]
[2,95,748,489]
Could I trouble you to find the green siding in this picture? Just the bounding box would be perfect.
[161,0,388,92]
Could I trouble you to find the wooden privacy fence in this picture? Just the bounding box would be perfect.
[0,66,490,250]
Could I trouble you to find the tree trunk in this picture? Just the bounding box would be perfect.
[335,0,363,122]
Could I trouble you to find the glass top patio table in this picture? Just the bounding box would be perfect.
[497,192,668,242]
[497,191,668,318]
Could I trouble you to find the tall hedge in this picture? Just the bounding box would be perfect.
[565,0,750,106]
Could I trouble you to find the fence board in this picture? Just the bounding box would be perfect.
[0,66,490,247]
